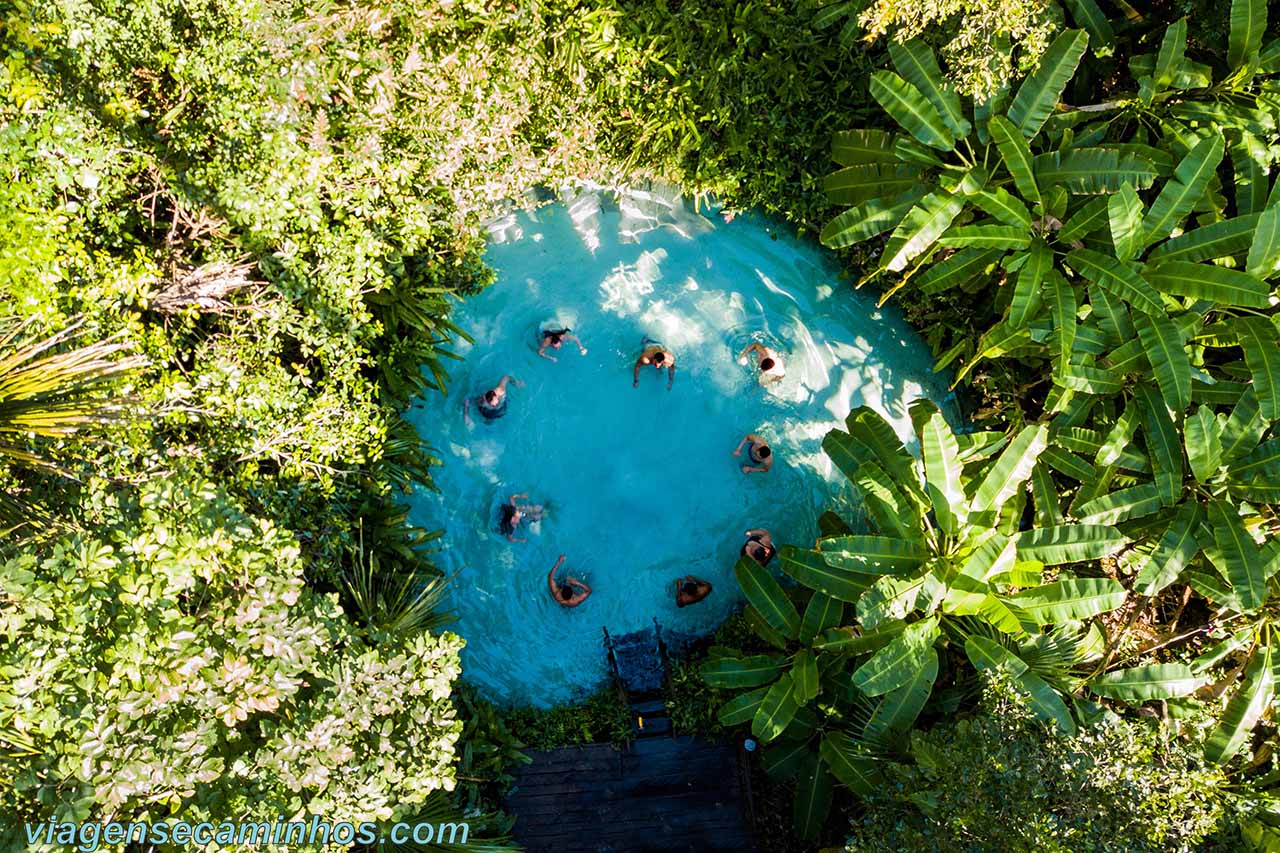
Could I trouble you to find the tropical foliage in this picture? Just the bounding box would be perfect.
[845,670,1232,852]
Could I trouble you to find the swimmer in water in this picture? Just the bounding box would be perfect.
[548,554,591,607]
[733,433,774,474]
[741,529,776,566]
[738,342,785,385]
[498,492,544,543]
[537,326,587,361]
[633,336,676,390]
[674,575,713,608]
[464,374,523,425]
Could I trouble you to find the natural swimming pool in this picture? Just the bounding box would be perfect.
[405,186,956,707]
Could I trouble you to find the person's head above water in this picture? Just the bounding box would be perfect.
[652,351,666,365]
[742,540,772,560]
[682,580,699,595]
[549,328,569,347]
[559,584,574,600]
[484,390,499,405]
[756,445,771,458]
[760,357,775,371]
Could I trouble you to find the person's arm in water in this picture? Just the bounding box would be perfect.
[738,342,766,363]
[565,333,587,354]
[463,396,473,426]
[565,576,591,607]
[732,434,753,457]
[537,337,557,361]
[497,374,524,391]
[746,528,772,544]
[633,356,644,387]
[667,362,675,390]
[548,555,566,597]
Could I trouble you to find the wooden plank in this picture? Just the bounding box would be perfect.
[505,736,755,852]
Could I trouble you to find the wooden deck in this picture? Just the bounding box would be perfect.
[503,736,756,852]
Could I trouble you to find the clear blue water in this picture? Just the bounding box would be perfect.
[405,187,956,707]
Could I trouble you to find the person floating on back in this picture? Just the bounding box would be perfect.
[741,528,776,566]
[548,554,591,607]
[464,374,523,425]
[633,336,676,390]
[498,491,543,543]
[733,433,774,474]
[738,342,785,385]
[675,575,712,608]
[538,326,587,362]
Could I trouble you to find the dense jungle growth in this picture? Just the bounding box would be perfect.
[1,0,1279,850]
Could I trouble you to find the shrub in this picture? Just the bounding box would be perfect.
[844,671,1230,852]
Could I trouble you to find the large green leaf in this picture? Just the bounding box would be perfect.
[1186,405,1224,482]
[869,71,955,151]
[1141,133,1224,248]
[815,619,907,654]
[1245,202,1280,278]
[1091,663,1201,701]
[820,188,927,249]
[1007,30,1089,139]
[819,732,880,796]
[1062,0,1114,47]
[752,672,800,743]
[1134,311,1191,413]
[799,592,844,644]
[971,425,1050,514]
[1065,249,1164,315]
[1221,389,1266,464]
[1208,499,1267,612]
[701,654,787,688]
[717,685,771,726]
[887,39,970,139]
[938,225,1029,250]
[1236,317,1280,420]
[1010,578,1127,623]
[974,188,1032,229]
[1145,261,1271,307]
[843,408,923,501]
[864,649,938,738]
[793,754,835,840]
[1154,18,1188,87]
[1047,270,1076,378]
[1015,525,1128,564]
[1228,0,1267,69]
[1136,383,1183,501]
[1033,149,1158,194]
[1075,482,1166,525]
[780,545,873,602]
[1133,501,1202,595]
[792,650,819,703]
[1008,242,1051,327]
[819,536,929,576]
[825,164,923,206]
[880,190,965,272]
[734,556,801,637]
[853,461,917,538]
[1233,133,1269,215]
[1147,214,1261,263]
[1109,182,1144,261]
[916,248,1004,295]
[832,129,897,166]
[1059,197,1110,242]
[990,115,1041,204]
[1206,646,1273,764]
[915,400,965,534]
[852,617,939,696]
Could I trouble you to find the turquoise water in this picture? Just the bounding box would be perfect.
[405,187,955,707]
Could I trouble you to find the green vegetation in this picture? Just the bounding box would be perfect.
[4,0,1280,848]
[845,670,1232,852]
